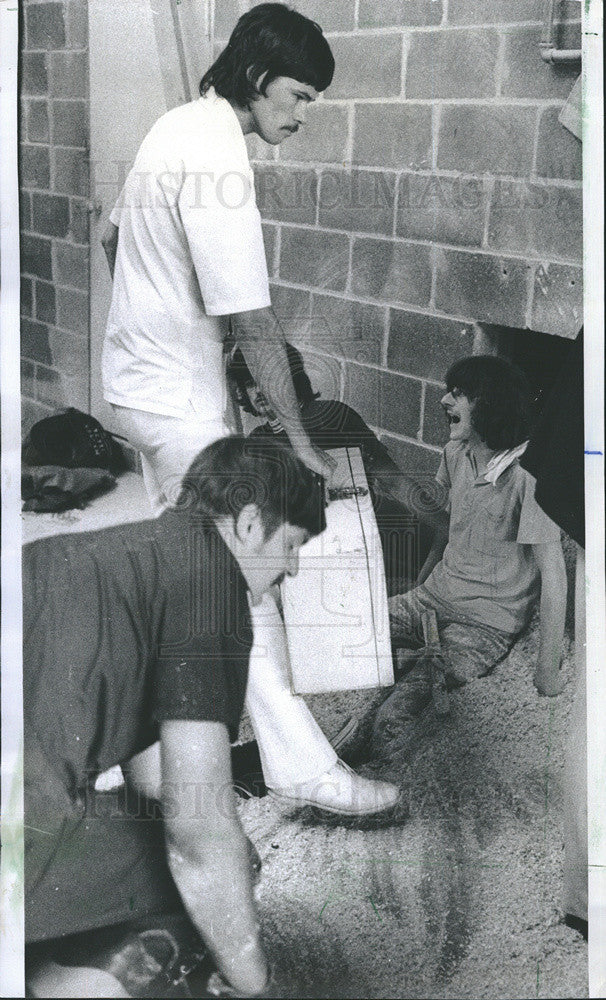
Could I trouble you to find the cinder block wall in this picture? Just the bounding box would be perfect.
[20,0,90,435]
[217,0,583,473]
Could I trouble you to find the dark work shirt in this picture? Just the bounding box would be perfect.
[23,510,252,802]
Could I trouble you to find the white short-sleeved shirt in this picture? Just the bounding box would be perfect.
[423,441,561,634]
[103,89,271,418]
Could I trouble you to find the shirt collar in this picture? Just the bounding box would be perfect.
[483,441,529,484]
[464,441,529,484]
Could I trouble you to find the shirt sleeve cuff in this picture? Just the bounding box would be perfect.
[204,292,272,317]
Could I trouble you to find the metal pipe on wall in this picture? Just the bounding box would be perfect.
[540,0,582,63]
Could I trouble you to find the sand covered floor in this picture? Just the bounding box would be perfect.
[237,619,588,999]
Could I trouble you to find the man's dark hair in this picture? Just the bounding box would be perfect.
[227,344,320,414]
[178,434,326,538]
[200,3,335,107]
[445,355,535,451]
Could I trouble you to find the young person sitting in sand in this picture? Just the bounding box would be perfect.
[370,355,568,743]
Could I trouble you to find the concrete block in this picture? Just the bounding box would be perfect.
[56,286,88,334]
[52,147,89,197]
[488,181,582,261]
[353,104,432,170]
[69,198,89,243]
[32,191,70,237]
[437,105,536,176]
[501,27,580,100]
[406,29,499,99]
[352,237,432,308]
[343,363,423,437]
[422,382,450,446]
[328,35,402,99]
[319,169,396,236]
[531,263,582,338]
[268,284,312,341]
[255,165,317,225]
[25,99,49,142]
[65,0,88,48]
[262,224,277,277]
[359,0,443,28]
[343,362,381,428]
[20,191,32,231]
[387,309,475,380]
[397,173,486,247]
[378,369,423,437]
[21,359,36,399]
[558,2,586,22]
[22,400,57,439]
[26,3,66,49]
[54,240,89,289]
[35,364,65,407]
[434,248,530,327]
[447,1,542,24]
[21,277,34,318]
[536,106,583,181]
[62,371,90,412]
[555,19,582,50]
[48,327,89,375]
[279,227,349,291]
[22,52,48,95]
[311,294,385,363]
[35,280,56,324]
[381,432,441,476]
[20,144,51,190]
[279,104,349,164]
[21,318,52,365]
[50,51,87,98]
[21,234,53,280]
[51,99,87,146]
[291,0,355,32]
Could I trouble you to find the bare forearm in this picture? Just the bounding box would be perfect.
[535,582,567,689]
[533,543,568,696]
[160,721,267,995]
[233,307,335,478]
[167,823,266,995]
[232,307,308,440]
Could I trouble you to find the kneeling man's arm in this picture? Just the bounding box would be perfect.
[532,540,568,697]
[160,719,268,996]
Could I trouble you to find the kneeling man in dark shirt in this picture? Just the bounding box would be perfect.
[24,435,325,998]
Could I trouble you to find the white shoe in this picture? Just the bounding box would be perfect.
[268,759,400,816]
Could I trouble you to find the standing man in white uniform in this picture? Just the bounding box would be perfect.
[102,3,399,816]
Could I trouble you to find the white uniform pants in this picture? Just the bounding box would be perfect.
[111,403,336,787]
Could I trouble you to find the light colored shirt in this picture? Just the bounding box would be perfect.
[103,89,271,418]
[423,440,561,634]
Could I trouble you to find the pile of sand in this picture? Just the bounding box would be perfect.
[238,614,587,999]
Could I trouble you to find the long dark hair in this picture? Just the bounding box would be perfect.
[445,355,534,451]
[200,3,334,107]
